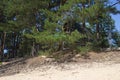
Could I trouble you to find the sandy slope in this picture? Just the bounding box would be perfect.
[0,62,120,80]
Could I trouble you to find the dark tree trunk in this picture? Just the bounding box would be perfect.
[82,21,86,28]
[31,42,36,57]
[12,32,16,58]
[82,4,86,29]
[96,23,100,40]
[0,32,6,61]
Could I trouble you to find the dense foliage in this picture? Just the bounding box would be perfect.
[0,0,120,61]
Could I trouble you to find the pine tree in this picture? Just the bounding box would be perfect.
[0,0,120,61]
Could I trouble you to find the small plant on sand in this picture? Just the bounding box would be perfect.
[0,62,2,65]
[38,50,51,57]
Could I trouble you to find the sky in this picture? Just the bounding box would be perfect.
[110,0,120,31]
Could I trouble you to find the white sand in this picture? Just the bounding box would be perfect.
[1,62,120,80]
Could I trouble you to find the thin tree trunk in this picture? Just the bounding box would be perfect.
[0,32,6,61]
[96,23,100,40]
[82,4,86,28]
[12,32,16,58]
[82,21,86,28]
[31,42,36,57]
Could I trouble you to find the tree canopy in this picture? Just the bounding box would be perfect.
[0,0,120,61]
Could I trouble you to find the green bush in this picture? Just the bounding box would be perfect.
[0,62,2,65]
[91,38,109,52]
[38,50,51,57]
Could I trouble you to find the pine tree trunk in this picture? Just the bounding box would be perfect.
[96,23,100,40]
[11,32,16,58]
[82,21,86,28]
[0,32,6,61]
[31,42,36,57]
[82,4,86,29]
